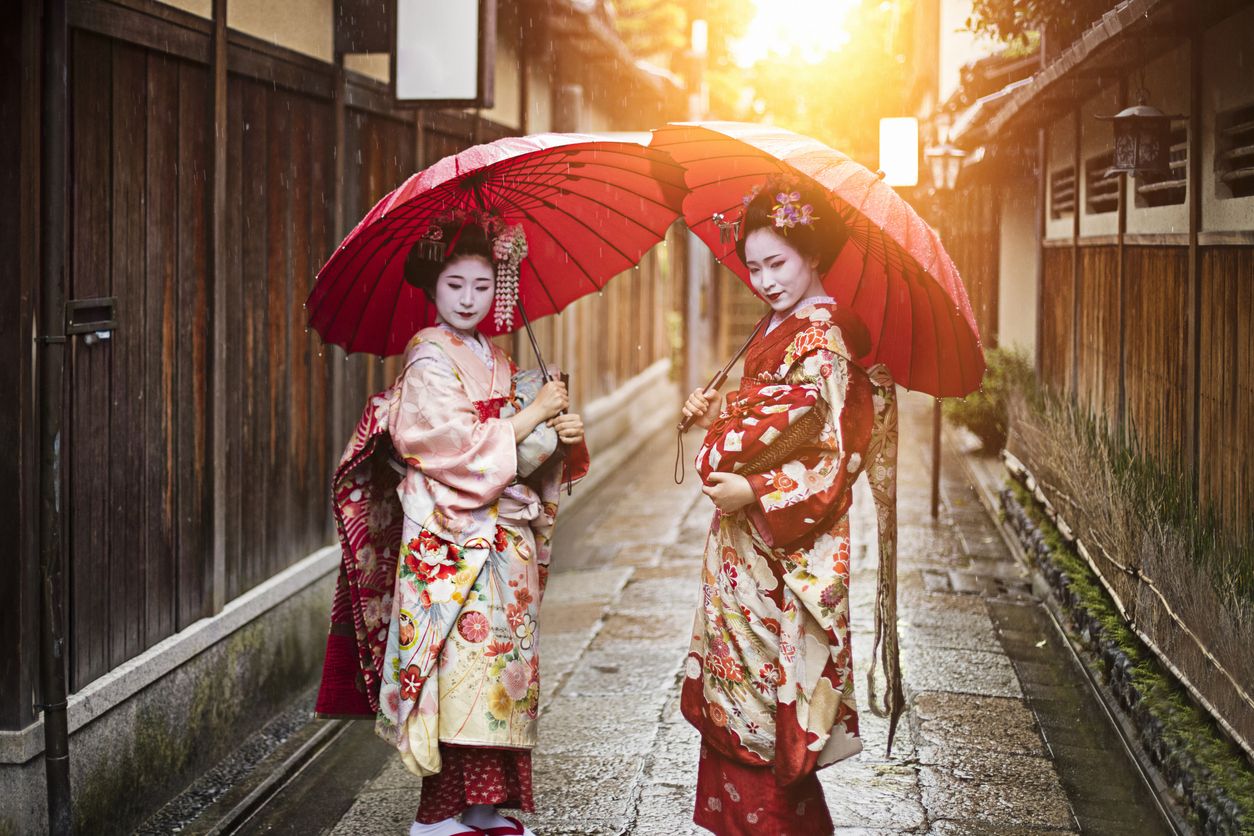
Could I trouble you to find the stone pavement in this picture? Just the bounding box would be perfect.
[233,391,1166,835]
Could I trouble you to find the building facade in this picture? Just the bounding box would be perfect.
[0,1,690,831]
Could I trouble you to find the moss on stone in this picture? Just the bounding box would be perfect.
[1006,479,1254,833]
[69,586,329,834]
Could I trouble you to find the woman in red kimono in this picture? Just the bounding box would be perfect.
[315,215,590,836]
[680,178,902,836]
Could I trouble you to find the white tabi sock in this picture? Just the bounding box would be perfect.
[408,817,476,836]
[461,804,536,835]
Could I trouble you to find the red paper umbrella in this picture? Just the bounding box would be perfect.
[651,121,985,398]
[308,133,687,357]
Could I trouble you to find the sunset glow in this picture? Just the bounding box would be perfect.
[732,0,860,66]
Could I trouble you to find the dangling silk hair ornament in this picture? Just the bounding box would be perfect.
[491,223,527,330]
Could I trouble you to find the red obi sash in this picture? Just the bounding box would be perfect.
[696,383,824,480]
[475,397,511,422]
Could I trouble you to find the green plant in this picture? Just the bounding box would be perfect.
[943,346,1034,451]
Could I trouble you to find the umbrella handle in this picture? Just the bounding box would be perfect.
[676,313,770,432]
[517,301,552,382]
[673,314,770,485]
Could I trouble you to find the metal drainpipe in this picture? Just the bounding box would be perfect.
[38,0,73,831]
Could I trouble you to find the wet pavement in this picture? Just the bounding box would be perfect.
[168,392,1171,835]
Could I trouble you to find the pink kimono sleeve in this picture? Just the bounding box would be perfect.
[391,351,518,522]
[743,348,869,549]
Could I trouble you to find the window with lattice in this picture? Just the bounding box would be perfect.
[1135,124,1187,208]
[1050,166,1076,219]
[1217,102,1254,200]
[1085,152,1119,214]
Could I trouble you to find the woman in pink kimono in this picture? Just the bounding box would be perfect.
[315,216,589,836]
[679,179,901,836]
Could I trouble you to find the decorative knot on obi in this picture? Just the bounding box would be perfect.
[475,397,511,422]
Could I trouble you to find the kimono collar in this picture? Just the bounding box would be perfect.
[416,325,509,397]
[765,296,835,334]
[744,301,871,378]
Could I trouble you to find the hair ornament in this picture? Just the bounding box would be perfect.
[770,190,817,230]
[713,211,742,244]
[491,222,527,329]
[416,219,449,261]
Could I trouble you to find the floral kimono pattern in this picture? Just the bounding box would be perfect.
[682,301,899,801]
[315,325,588,780]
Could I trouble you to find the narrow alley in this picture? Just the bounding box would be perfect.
[147,394,1172,835]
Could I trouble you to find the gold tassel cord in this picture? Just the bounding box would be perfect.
[864,364,904,756]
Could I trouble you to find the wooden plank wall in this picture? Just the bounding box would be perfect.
[1039,247,1074,392]
[944,184,1001,348]
[0,0,41,730]
[62,31,356,689]
[66,31,216,688]
[1122,247,1189,461]
[223,74,337,602]
[1199,247,1254,529]
[1037,243,1250,530]
[1075,246,1121,425]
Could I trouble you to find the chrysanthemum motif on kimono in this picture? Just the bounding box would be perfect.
[308,325,591,779]
[681,300,898,788]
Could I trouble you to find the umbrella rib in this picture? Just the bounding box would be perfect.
[509,203,604,298]
[495,148,690,188]
[311,199,443,332]
[345,227,408,356]
[496,160,688,215]
[486,179,646,270]
[488,176,675,241]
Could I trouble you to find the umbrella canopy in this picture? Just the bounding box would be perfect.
[308,133,688,356]
[651,121,985,398]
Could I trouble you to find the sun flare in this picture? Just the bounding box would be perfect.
[731,0,860,67]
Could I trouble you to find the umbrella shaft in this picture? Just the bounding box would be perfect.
[676,314,769,432]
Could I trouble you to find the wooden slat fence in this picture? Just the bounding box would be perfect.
[1199,247,1254,529]
[1075,246,1121,425]
[1039,247,1074,392]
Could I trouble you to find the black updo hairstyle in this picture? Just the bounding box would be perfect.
[403,219,495,300]
[734,176,849,276]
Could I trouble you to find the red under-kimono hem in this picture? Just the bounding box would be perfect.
[415,744,535,824]
[693,745,833,836]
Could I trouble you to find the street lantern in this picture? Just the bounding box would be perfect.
[925,143,967,191]
[1096,91,1185,177]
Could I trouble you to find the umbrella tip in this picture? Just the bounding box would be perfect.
[875,169,887,180]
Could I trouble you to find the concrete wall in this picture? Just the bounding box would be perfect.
[228,0,334,62]
[161,0,210,18]
[0,552,338,835]
[1078,81,1119,238]
[1202,3,1254,233]
[1125,42,1189,235]
[1045,117,1075,240]
[997,188,1038,358]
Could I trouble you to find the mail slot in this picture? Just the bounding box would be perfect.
[66,297,117,336]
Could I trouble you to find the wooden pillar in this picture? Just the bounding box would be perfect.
[1035,127,1047,379]
[1070,105,1082,398]
[1115,76,1128,437]
[1186,25,1203,496]
[209,0,228,613]
[328,55,347,542]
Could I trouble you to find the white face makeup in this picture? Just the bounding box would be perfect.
[743,227,826,314]
[433,255,495,332]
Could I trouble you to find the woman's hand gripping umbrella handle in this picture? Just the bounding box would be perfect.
[674,315,770,484]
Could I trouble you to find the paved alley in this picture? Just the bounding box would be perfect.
[207,393,1169,835]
